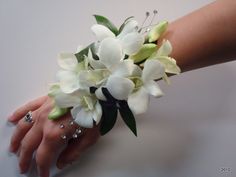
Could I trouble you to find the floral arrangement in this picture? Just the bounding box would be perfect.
[48,12,181,136]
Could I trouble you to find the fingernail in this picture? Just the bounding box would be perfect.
[6,121,15,127]
[9,146,15,153]
[7,150,15,157]
[7,115,13,121]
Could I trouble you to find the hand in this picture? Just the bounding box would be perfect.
[8,96,100,177]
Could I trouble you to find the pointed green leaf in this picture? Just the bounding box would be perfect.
[99,88,118,136]
[130,43,157,63]
[99,101,118,135]
[148,21,168,42]
[48,105,68,120]
[74,45,90,63]
[93,15,119,35]
[118,100,137,136]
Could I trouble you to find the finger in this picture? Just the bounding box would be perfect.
[18,127,42,174]
[9,111,37,153]
[36,141,56,177]
[8,96,47,123]
[57,127,100,169]
[35,120,76,177]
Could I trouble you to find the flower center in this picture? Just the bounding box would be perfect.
[81,95,96,111]
[129,77,143,91]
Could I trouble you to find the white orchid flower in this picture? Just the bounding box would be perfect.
[57,52,88,94]
[49,84,81,108]
[93,39,140,101]
[71,93,102,128]
[79,38,137,101]
[50,85,102,128]
[78,38,126,92]
[91,19,144,56]
[127,59,165,115]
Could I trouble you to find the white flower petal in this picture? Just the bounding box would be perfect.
[79,69,108,89]
[54,91,81,108]
[118,19,138,38]
[120,32,144,55]
[72,107,94,128]
[111,59,135,77]
[58,53,78,71]
[142,59,165,81]
[128,87,149,115]
[71,105,82,119]
[91,24,115,41]
[144,80,163,98]
[57,70,79,93]
[156,40,172,56]
[92,102,102,124]
[95,87,107,101]
[98,38,123,68]
[106,76,134,100]
[156,56,181,74]
[86,49,105,69]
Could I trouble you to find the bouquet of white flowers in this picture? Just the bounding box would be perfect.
[48,12,181,136]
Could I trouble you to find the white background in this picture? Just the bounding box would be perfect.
[1,0,236,177]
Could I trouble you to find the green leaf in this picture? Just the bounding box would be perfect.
[48,105,68,120]
[90,42,99,60]
[99,101,118,136]
[99,88,118,135]
[118,100,137,136]
[74,45,90,63]
[130,43,157,63]
[119,16,134,33]
[93,14,119,35]
[48,84,60,97]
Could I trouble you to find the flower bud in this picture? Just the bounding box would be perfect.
[130,43,157,63]
[148,21,168,42]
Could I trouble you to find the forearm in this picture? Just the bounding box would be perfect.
[162,0,236,72]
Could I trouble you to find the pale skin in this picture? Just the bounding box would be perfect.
[8,0,236,177]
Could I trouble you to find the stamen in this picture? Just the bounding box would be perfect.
[139,11,150,32]
[140,10,159,34]
[148,10,158,28]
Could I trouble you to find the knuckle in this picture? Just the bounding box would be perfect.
[32,110,40,125]
[43,129,61,141]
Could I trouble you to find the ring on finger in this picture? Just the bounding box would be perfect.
[23,111,34,124]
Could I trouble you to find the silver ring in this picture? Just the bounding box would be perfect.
[24,111,34,123]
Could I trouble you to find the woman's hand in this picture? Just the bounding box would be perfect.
[8,96,100,177]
